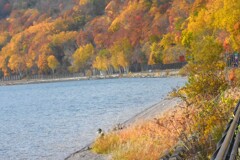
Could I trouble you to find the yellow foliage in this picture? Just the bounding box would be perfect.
[79,0,89,5]
[47,55,59,73]
[0,32,10,45]
[117,51,129,68]
[72,43,94,72]
[8,54,25,74]
[92,133,120,154]
[108,19,120,32]
[93,56,108,71]
[148,52,155,65]
[49,31,77,46]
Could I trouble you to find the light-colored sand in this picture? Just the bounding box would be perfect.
[122,97,182,126]
[65,97,182,160]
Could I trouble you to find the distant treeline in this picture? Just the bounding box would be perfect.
[0,62,187,80]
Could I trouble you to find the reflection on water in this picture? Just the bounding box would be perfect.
[0,78,186,160]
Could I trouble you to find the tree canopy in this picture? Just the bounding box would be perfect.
[0,0,239,77]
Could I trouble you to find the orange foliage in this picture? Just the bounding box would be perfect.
[2,0,239,77]
[37,53,49,74]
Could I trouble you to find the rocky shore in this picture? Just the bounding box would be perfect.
[65,97,183,160]
[0,69,182,86]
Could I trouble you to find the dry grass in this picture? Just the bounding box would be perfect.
[92,102,195,160]
[92,87,240,160]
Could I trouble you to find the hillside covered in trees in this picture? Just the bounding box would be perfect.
[1,0,239,159]
[0,0,239,78]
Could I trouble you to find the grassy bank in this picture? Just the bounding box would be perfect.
[91,63,240,160]
[92,102,187,160]
[91,87,239,160]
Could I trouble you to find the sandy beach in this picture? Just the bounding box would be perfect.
[65,97,183,160]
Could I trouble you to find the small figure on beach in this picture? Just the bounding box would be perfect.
[97,128,104,138]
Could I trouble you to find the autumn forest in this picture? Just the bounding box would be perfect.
[1,0,240,159]
[0,0,239,78]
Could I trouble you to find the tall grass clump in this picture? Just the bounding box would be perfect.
[92,102,193,160]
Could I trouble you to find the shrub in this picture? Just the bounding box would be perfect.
[92,133,120,154]
[235,68,240,87]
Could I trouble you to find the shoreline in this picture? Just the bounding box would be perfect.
[65,97,183,160]
[0,69,182,86]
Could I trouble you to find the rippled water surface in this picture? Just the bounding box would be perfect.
[0,78,186,160]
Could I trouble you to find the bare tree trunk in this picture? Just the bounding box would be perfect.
[119,67,122,74]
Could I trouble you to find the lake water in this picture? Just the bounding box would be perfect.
[0,77,186,160]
